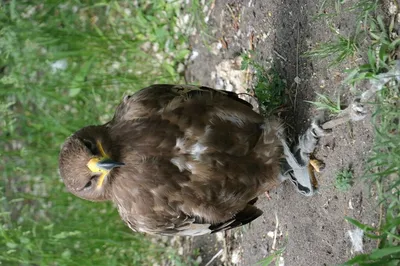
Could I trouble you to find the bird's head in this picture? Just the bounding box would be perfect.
[59,126,124,201]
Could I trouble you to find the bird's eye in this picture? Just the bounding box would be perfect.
[82,139,99,155]
[83,175,99,191]
[83,179,92,190]
[123,94,132,103]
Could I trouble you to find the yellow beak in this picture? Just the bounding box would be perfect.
[86,141,124,188]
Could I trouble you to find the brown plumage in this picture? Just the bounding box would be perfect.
[59,84,285,236]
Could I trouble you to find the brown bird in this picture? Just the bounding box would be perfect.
[59,84,323,236]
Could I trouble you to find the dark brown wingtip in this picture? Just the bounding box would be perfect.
[209,204,263,234]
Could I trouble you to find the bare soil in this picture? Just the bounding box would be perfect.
[180,0,380,265]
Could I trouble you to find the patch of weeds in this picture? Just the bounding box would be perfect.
[166,251,201,266]
[0,0,192,265]
[255,245,286,266]
[185,0,215,46]
[306,93,342,115]
[343,56,400,265]
[347,78,400,266]
[345,15,400,86]
[349,0,379,15]
[309,0,372,65]
[309,2,400,265]
[314,0,378,20]
[335,169,354,192]
[340,215,400,266]
[241,53,286,115]
[192,247,201,258]
[344,30,400,266]
[304,24,361,66]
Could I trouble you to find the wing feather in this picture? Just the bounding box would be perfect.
[107,84,280,236]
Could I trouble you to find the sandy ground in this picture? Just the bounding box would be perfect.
[180,0,380,265]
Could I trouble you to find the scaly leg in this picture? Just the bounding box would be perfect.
[278,121,330,196]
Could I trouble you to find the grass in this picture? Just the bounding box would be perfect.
[344,75,400,265]
[241,52,286,115]
[1,0,398,265]
[255,246,286,266]
[0,0,196,265]
[311,1,400,265]
[306,92,342,115]
[334,169,354,192]
[304,26,361,66]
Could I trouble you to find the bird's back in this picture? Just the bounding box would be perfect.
[107,85,282,234]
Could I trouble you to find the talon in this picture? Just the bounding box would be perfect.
[278,119,328,197]
[310,158,325,172]
[308,164,319,190]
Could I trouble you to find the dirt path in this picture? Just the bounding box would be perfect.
[183,1,379,265]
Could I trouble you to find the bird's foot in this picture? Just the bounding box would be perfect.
[321,98,368,129]
[296,120,331,166]
[278,120,329,196]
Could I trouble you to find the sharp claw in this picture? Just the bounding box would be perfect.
[308,163,319,190]
[310,158,325,172]
[278,119,328,196]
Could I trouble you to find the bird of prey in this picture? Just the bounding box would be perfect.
[59,84,325,236]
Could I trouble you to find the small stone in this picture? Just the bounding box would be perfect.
[195,256,202,264]
[215,232,224,242]
[348,199,354,210]
[211,42,223,55]
[152,43,159,53]
[231,249,241,264]
[279,256,285,266]
[177,63,185,73]
[189,50,199,61]
[124,8,132,16]
[178,246,183,256]
[389,2,397,15]
[319,79,326,88]
[51,59,68,73]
